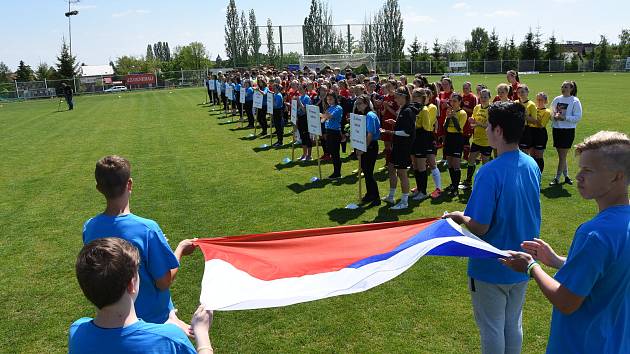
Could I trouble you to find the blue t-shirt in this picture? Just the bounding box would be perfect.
[273,92,284,109]
[69,318,195,354]
[260,87,269,107]
[546,205,630,354]
[465,150,541,284]
[366,111,381,141]
[245,87,254,102]
[298,94,311,115]
[83,214,179,323]
[324,105,343,131]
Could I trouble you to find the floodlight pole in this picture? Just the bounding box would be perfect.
[65,1,79,57]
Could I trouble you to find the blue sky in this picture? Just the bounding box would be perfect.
[1,0,627,71]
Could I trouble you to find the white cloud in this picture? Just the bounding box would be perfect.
[485,10,518,17]
[112,9,151,18]
[74,4,97,10]
[552,0,577,3]
[403,13,436,24]
[465,11,479,17]
[452,2,470,9]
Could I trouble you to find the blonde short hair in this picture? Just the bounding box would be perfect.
[576,131,630,185]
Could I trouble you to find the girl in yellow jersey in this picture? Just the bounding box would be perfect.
[426,85,443,199]
[443,93,468,196]
[530,92,552,172]
[411,89,431,200]
[462,89,492,188]
[517,85,538,153]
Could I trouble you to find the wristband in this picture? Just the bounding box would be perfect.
[197,345,213,353]
[526,261,539,278]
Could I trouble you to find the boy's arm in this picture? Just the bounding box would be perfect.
[155,239,197,290]
[443,211,489,236]
[500,252,585,315]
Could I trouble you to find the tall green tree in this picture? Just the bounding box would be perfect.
[618,28,630,57]
[360,15,374,54]
[248,10,261,63]
[239,10,250,65]
[379,0,405,59]
[0,62,10,83]
[408,36,421,60]
[266,18,277,63]
[594,35,612,71]
[432,39,442,60]
[15,60,34,81]
[35,63,55,80]
[519,28,541,60]
[224,0,239,64]
[544,33,561,60]
[146,45,154,61]
[56,40,78,79]
[486,29,500,60]
[303,0,336,55]
[464,27,489,60]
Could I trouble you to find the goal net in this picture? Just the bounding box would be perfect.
[300,53,376,72]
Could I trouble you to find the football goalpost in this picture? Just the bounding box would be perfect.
[300,53,376,72]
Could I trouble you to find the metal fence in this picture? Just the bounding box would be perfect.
[1,59,627,101]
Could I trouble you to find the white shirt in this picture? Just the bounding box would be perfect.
[550,95,582,129]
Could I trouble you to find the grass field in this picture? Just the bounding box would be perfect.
[0,72,628,353]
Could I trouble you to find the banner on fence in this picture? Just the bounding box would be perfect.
[125,73,155,85]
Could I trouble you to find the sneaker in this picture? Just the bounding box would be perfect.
[549,178,560,186]
[382,195,396,204]
[430,188,442,199]
[390,201,408,210]
[321,154,332,161]
[327,173,341,180]
[304,156,312,161]
[459,180,472,190]
[447,186,458,196]
[564,177,573,185]
[410,187,418,195]
[272,142,283,148]
[412,192,428,201]
[368,199,382,207]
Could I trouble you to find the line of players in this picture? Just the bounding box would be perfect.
[204,68,581,210]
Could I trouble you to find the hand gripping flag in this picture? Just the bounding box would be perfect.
[194,217,508,311]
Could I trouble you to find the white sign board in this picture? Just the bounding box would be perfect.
[449,61,467,69]
[209,80,216,90]
[267,92,274,115]
[240,87,246,104]
[253,91,263,109]
[306,104,322,136]
[226,86,233,101]
[350,113,367,152]
[290,99,298,125]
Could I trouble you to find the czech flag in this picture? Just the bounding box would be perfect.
[194,217,507,311]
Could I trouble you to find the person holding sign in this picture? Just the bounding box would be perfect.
[380,86,418,210]
[296,84,312,161]
[355,95,381,206]
[234,77,243,121]
[243,80,255,128]
[322,93,344,179]
[272,83,285,147]
[256,78,269,137]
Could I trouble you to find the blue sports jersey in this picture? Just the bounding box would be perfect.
[366,111,381,141]
[298,94,311,115]
[245,87,254,102]
[273,92,284,109]
[83,214,179,323]
[465,150,541,284]
[324,105,343,131]
[69,318,195,354]
[546,205,630,354]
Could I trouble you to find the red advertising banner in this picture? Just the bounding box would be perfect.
[125,73,155,85]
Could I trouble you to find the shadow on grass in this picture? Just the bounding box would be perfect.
[218,120,240,125]
[286,173,360,194]
[229,126,253,131]
[541,185,572,199]
[239,135,260,141]
[275,159,320,170]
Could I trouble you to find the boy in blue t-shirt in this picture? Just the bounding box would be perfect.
[445,102,541,354]
[502,131,630,354]
[83,155,196,333]
[69,237,213,354]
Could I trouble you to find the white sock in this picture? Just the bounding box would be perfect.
[401,193,409,204]
[432,168,442,189]
[388,188,396,199]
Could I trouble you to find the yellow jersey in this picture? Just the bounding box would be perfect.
[521,100,538,127]
[427,104,438,131]
[535,108,551,129]
[472,104,490,147]
[445,109,467,134]
[415,106,432,131]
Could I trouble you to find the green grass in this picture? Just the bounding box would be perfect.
[0,72,628,353]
